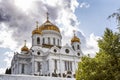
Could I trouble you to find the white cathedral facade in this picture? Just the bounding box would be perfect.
[10,14,83,79]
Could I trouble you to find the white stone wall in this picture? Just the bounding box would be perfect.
[0,75,75,80]
[42,30,62,46]
[11,31,82,78]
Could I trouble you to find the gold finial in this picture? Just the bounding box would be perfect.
[24,40,26,46]
[21,40,29,51]
[71,30,80,43]
[46,12,49,20]
[36,21,38,28]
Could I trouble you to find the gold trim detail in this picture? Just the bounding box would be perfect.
[42,44,61,48]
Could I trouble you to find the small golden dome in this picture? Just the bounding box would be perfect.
[71,36,80,43]
[32,21,41,35]
[71,30,80,43]
[32,28,41,35]
[21,40,29,51]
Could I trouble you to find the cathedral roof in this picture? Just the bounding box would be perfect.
[21,40,29,51]
[71,31,80,43]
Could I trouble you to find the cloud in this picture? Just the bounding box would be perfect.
[0,23,18,50]
[0,51,14,74]
[0,0,80,47]
[83,33,100,57]
[0,68,5,74]
[79,2,90,8]
[4,51,14,67]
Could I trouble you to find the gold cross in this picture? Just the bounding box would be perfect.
[73,30,76,36]
[24,40,26,46]
[36,21,38,28]
[46,12,49,20]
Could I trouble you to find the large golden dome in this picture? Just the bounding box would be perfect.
[39,12,60,33]
[71,31,80,43]
[32,13,60,35]
[39,20,60,33]
[21,40,29,51]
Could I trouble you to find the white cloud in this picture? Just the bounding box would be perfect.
[4,51,14,67]
[79,2,90,8]
[0,51,14,74]
[0,68,5,74]
[0,23,18,51]
[0,0,80,47]
[55,0,80,40]
[82,33,100,57]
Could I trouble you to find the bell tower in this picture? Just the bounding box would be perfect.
[71,30,83,56]
[32,21,42,47]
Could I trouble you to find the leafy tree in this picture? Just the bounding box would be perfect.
[76,28,120,80]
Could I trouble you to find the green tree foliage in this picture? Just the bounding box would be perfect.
[76,28,120,80]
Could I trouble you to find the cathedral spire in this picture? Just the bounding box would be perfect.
[21,40,29,51]
[24,40,27,46]
[32,21,41,35]
[46,12,49,21]
[73,30,75,36]
[71,30,80,43]
[36,21,39,29]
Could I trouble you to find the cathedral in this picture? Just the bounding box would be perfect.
[10,13,83,79]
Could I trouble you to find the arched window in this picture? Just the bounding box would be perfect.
[43,38,45,44]
[58,39,59,46]
[37,37,40,44]
[72,46,75,50]
[53,38,55,45]
[21,64,24,74]
[48,37,50,44]
[54,60,57,71]
[77,45,80,50]
[37,62,41,72]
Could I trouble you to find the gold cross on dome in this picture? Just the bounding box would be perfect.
[24,40,26,46]
[36,21,38,28]
[73,30,76,36]
[46,12,49,20]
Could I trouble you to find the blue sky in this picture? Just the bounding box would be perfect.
[0,0,120,74]
[76,0,120,37]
